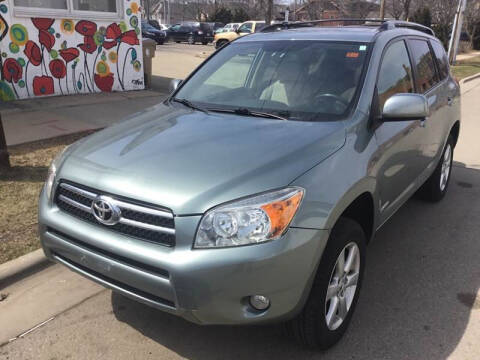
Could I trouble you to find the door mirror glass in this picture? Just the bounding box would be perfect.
[169,79,183,93]
[382,94,428,121]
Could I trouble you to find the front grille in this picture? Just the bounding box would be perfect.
[55,181,175,247]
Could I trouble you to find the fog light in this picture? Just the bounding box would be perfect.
[250,295,270,310]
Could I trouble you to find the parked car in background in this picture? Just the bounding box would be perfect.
[167,22,214,45]
[141,20,166,45]
[215,22,241,34]
[207,22,225,33]
[214,20,266,48]
[148,19,169,31]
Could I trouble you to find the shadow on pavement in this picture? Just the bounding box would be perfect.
[112,164,480,360]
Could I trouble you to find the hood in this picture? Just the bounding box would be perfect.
[59,103,346,215]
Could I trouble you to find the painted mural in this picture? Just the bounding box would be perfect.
[0,0,144,101]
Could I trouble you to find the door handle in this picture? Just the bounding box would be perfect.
[447,97,453,106]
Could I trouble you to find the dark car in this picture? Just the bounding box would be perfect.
[141,21,166,45]
[166,22,214,45]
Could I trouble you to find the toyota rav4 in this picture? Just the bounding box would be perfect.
[39,20,461,349]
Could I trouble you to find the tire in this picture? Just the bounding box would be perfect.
[175,41,180,43]
[215,39,228,49]
[416,135,454,202]
[188,35,195,45]
[202,41,208,45]
[285,217,366,349]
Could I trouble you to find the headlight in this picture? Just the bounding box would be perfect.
[45,146,69,202]
[194,187,304,248]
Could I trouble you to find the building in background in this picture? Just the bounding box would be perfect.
[0,0,145,101]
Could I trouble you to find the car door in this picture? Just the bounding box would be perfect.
[406,38,444,175]
[237,22,253,36]
[168,24,181,41]
[178,25,191,41]
[374,39,425,223]
[429,39,460,157]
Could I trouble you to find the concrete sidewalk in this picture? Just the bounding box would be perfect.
[1,90,167,146]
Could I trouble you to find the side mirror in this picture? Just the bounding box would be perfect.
[169,79,183,93]
[382,93,429,122]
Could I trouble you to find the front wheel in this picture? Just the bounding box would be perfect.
[188,35,195,45]
[286,217,366,349]
[417,135,454,202]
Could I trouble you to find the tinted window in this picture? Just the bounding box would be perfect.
[175,41,369,121]
[409,39,438,93]
[179,25,191,32]
[255,23,266,32]
[431,40,449,80]
[377,40,414,111]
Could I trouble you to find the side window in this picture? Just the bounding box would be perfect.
[377,40,414,111]
[409,39,439,93]
[254,23,266,32]
[431,40,450,80]
[170,25,180,31]
[179,26,190,32]
[238,23,253,33]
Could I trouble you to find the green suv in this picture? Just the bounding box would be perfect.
[39,20,461,349]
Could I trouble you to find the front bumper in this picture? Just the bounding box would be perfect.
[39,188,329,325]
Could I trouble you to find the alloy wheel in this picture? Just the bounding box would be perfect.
[325,242,360,331]
[440,144,452,191]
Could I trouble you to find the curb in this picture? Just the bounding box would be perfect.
[460,72,480,85]
[0,249,52,289]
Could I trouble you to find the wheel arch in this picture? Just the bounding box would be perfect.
[450,120,460,148]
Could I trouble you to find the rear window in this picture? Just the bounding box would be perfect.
[409,39,439,93]
[431,40,449,80]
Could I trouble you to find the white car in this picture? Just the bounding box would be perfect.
[215,22,240,34]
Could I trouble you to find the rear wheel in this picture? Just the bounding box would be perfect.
[202,40,208,45]
[286,217,366,349]
[417,135,454,202]
[215,39,228,49]
[188,35,195,44]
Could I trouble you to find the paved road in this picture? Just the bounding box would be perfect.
[152,42,214,79]
[1,80,479,360]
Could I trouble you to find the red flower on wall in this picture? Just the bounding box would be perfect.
[79,36,97,54]
[59,48,80,63]
[39,30,55,51]
[103,23,139,49]
[94,73,114,92]
[3,58,22,83]
[32,18,55,30]
[24,40,42,66]
[33,76,54,96]
[75,20,97,36]
[49,59,67,79]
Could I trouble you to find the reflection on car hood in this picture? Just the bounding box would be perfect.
[59,103,346,214]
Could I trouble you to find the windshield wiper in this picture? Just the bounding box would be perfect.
[208,107,288,121]
[172,98,208,113]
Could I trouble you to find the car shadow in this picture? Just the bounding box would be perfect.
[112,163,480,360]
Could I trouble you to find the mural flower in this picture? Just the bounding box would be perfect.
[79,35,97,54]
[94,73,114,92]
[39,30,55,51]
[108,51,118,63]
[60,19,74,34]
[75,20,97,36]
[3,58,22,83]
[9,24,28,46]
[0,80,16,101]
[32,18,55,31]
[24,40,42,66]
[130,2,139,14]
[60,48,80,63]
[103,23,140,49]
[33,76,54,96]
[49,59,66,79]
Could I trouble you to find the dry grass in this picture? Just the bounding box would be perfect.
[0,131,95,264]
[452,55,480,80]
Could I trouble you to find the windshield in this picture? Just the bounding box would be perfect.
[174,40,369,121]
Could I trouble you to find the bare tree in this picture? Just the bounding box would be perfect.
[464,0,480,49]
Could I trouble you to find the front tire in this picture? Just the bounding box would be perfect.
[286,217,366,349]
[417,135,454,202]
[188,35,195,45]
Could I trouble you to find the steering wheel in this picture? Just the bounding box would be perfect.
[314,93,349,109]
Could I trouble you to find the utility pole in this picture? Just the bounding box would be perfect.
[379,0,385,20]
[0,113,10,169]
[448,0,467,65]
[266,0,273,25]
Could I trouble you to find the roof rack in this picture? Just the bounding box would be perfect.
[260,18,435,36]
